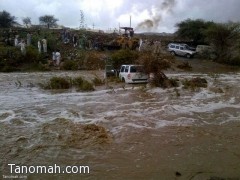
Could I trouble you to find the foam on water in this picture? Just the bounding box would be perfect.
[0,110,15,122]
[0,72,240,134]
[1,71,240,179]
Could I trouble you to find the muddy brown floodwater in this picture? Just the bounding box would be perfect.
[0,68,240,180]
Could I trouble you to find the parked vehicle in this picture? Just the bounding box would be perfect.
[196,45,217,60]
[167,43,196,58]
[119,65,148,83]
[196,45,209,52]
[104,65,117,78]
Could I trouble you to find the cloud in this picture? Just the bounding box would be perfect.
[0,0,240,32]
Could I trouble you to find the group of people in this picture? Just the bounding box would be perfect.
[60,29,78,47]
[14,32,59,66]
[14,33,32,55]
[37,37,47,54]
[13,32,48,55]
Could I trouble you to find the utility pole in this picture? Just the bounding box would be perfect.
[119,22,121,34]
[130,15,131,27]
[79,10,85,29]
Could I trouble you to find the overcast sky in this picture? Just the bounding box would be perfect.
[1,0,240,33]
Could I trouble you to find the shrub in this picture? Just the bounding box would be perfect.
[62,60,78,70]
[0,65,19,72]
[72,76,95,92]
[84,51,105,70]
[167,78,180,87]
[182,77,207,90]
[110,49,138,69]
[31,35,39,48]
[177,62,192,70]
[92,76,104,86]
[46,36,58,52]
[78,80,95,91]
[137,51,174,73]
[0,46,22,68]
[150,73,179,88]
[24,45,40,63]
[40,76,94,91]
[72,76,84,86]
[44,77,71,89]
[21,62,50,72]
[205,22,240,63]
[137,51,175,88]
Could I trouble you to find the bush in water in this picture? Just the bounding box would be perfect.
[40,76,94,92]
[182,77,208,90]
[78,80,95,92]
[49,77,71,89]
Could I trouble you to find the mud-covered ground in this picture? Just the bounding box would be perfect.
[0,60,240,179]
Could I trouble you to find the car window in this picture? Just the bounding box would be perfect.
[184,45,190,50]
[176,46,179,49]
[180,47,184,50]
[170,45,175,48]
[130,66,137,72]
[120,66,125,72]
[130,66,144,73]
[124,66,129,73]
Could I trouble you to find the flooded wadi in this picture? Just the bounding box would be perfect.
[0,70,240,180]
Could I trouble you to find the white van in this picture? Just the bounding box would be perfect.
[119,65,148,83]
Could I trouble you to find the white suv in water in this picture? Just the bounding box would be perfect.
[119,65,148,83]
[168,43,196,58]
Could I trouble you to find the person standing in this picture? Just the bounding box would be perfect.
[14,35,19,47]
[73,33,78,47]
[138,38,143,51]
[55,50,61,66]
[42,37,47,53]
[20,39,26,55]
[27,32,31,46]
[38,40,42,53]
[52,51,56,66]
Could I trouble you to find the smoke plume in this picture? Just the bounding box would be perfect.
[135,0,176,31]
[161,0,176,12]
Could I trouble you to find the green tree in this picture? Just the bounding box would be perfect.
[205,22,240,63]
[137,51,176,88]
[175,19,214,44]
[110,49,138,69]
[0,10,17,28]
[39,15,58,29]
[22,17,31,28]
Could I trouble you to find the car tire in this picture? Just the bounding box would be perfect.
[186,54,191,58]
[170,51,175,56]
